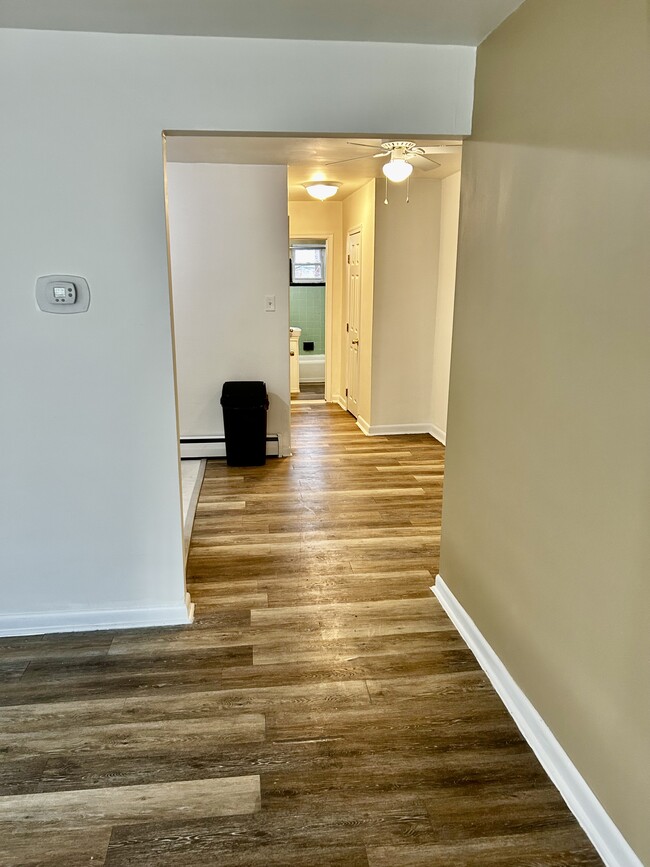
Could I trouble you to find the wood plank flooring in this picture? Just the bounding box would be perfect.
[0,404,602,865]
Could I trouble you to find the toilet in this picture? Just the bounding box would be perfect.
[289,327,301,395]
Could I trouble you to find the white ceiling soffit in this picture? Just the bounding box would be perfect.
[0,0,526,46]
[165,135,463,201]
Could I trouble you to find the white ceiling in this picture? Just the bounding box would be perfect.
[0,0,525,46]
[166,135,463,201]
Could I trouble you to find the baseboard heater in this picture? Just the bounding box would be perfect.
[180,435,280,459]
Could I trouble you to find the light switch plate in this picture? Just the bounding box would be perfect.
[36,275,90,314]
[265,295,276,312]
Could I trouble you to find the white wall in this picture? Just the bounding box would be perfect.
[0,27,475,634]
[431,171,461,441]
[167,163,290,453]
[371,179,442,432]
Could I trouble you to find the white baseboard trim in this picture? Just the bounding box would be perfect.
[277,433,291,458]
[183,458,206,567]
[429,423,446,446]
[365,422,434,436]
[432,574,643,867]
[0,593,195,637]
[180,436,280,460]
[332,394,348,411]
[351,421,447,440]
[356,415,371,436]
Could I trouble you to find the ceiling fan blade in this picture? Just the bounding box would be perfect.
[409,154,441,171]
[346,141,384,149]
[420,145,462,154]
[325,154,379,166]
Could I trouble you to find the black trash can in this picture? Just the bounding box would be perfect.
[220,381,269,467]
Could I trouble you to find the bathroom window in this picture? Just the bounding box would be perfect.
[290,242,326,285]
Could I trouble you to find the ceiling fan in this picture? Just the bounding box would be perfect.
[328,140,461,182]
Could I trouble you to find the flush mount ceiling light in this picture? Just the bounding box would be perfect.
[304,182,340,201]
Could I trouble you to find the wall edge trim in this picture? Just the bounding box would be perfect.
[429,423,446,445]
[183,458,206,567]
[432,574,643,867]
[356,415,371,436]
[365,422,435,436]
[0,594,195,637]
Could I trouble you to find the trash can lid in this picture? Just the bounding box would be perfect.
[221,380,268,406]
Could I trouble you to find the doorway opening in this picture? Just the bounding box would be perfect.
[290,238,328,404]
[162,132,461,471]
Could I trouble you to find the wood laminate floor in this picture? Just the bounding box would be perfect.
[292,381,325,401]
[0,404,602,866]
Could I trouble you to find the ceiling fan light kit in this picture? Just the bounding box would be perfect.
[309,139,459,205]
[304,181,340,201]
[382,157,413,183]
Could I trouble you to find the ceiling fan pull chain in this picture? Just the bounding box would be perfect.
[384,176,389,205]
[406,175,410,204]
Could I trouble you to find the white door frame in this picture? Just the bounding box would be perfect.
[346,226,362,418]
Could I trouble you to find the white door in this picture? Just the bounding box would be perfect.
[346,230,361,417]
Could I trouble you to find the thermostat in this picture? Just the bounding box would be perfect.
[52,282,76,304]
[35,275,90,314]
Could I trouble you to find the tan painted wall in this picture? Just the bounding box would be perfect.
[372,179,441,430]
[342,181,376,424]
[431,171,461,440]
[441,0,650,861]
[288,201,344,400]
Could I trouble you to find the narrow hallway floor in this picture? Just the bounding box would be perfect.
[0,404,601,865]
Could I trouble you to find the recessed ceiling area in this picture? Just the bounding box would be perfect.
[165,135,462,202]
[0,0,525,46]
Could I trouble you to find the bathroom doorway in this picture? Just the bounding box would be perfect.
[289,236,331,404]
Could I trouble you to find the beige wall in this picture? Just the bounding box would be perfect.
[431,171,461,441]
[441,0,650,861]
[288,201,344,401]
[342,181,376,424]
[372,179,441,430]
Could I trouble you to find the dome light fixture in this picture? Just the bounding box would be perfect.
[304,182,340,201]
[382,157,413,183]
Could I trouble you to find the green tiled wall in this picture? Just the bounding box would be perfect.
[290,285,325,355]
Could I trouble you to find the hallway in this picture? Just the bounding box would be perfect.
[0,405,600,865]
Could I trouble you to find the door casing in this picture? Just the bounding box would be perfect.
[346,229,362,418]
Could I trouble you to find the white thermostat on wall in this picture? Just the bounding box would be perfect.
[35,275,90,314]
